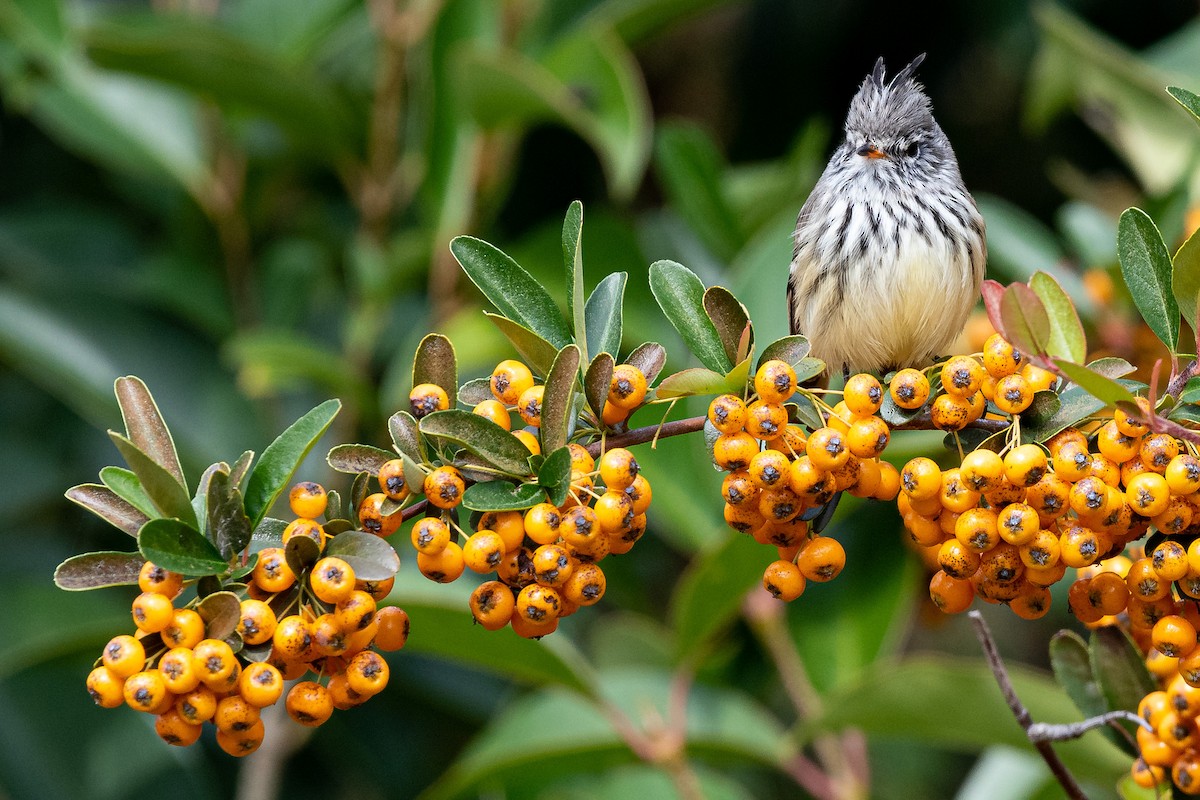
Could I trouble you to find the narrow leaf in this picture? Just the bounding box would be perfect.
[419,410,535,477]
[792,358,826,385]
[328,443,393,476]
[563,200,588,364]
[461,480,545,512]
[1118,208,1179,351]
[138,518,227,576]
[649,260,732,373]
[197,591,242,642]
[192,462,223,540]
[54,551,145,590]
[585,272,627,364]
[485,312,560,376]
[115,375,185,487]
[671,533,763,662]
[703,286,751,368]
[207,468,252,560]
[1053,359,1139,407]
[243,399,340,528]
[540,345,581,454]
[584,352,615,420]
[1168,86,1200,127]
[413,334,458,408]
[109,432,199,528]
[1030,272,1086,363]
[1090,626,1156,743]
[388,411,423,464]
[323,530,401,581]
[230,450,254,489]
[65,484,147,537]
[451,236,572,348]
[625,341,666,385]
[1173,225,1200,337]
[999,283,1052,359]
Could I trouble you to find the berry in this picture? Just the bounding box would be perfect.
[762,560,805,601]
[311,557,357,603]
[708,395,748,434]
[473,398,512,430]
[609,364,648,410]
[889,369,930,410]
[843,373,884,416]
[374,607,410,650]
[754,360,797,404]
[491,360,535,405]
[288,481,328,519]
[423,466,466,509]
[378,459,411,501]
[410,383,450,418]
[286,681,334,728]
[517,385,545,427]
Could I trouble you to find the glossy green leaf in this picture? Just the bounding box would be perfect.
[563,200,587,363]
[327,443,393,476]
[703,286,751,369]
[654,123,743,261]
[1029,272,1086,363]
[323,531,401,581]
[451,236,571,348]
[53,551,145,591]
[655,367,736,399]
[243,398,340,528]
[109,432,198,529]
[196,591,242,642]
[419,410,534,477]
[999,283,1051,359]
[649,260,732,373]
[792,357,826,385]
[1022,383,1109,443]
[1118,208,1179,351]
[538,446,573,507]
[1173,225,1200,335]
[670,533,763,662]
[1051,630,1132,755]
[625,341,666,385]
[757,334,812,371]
[461,480,545,512]
[585,272,627,366]
[114,375,185,488]
[191,462,221,536]
[413,333,458,408]
[1169,86,1200,126]
[1053,360,1139,407]
[540,345,580,455]
[484,312,560,376]
[388,411,423,464]
[65,483,147,537]
[138,518,227,576]
[206,468,252,561]
[584,352,615,420]
[1090,626,1156,743]
[230,450,254,489]
[99,466,158,519]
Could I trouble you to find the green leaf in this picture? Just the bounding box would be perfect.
[114,375,185,488]
[1118,208,1180,351]
[206,468,252,561]
[413,333,458,408]
[1173,225,1200,334]
[540,345,581,455]
[584,352,615,421]
[138,518,227,576]
[485,312,560,376]
[109,432,199,529]
[1088,357,1138,379]
[538,446,573,507]
[53,551,145,591]
[649,260,732,373]
[323,531,401,581]
[757,334,812,371]
[653,123,743,261]
[99,466,158,520]
[230,450,254,489]
[999,283,1052,359]
[1053,360,1139,407]
[419,410,534,477]
[451,236,571,348]
[327,443,393,476]
[670,533,763,662]
[458,377,494,406]
[196,591,242,643]
[1029,273,1086,363]
[703,286,751,369]
[563,200,588,364]
[625,341,666,385]
[585,272,627,365]
[462,480,545,512]
[1168,86,1200,126]
[65,484,148,537]
[656,355,751,400]
[243,398,340,528]
[1090,626,1156,743]
[792,358,826,385]
[285,533,321,577]
[1022,383,1109,443]
[388,411,423,465]
[1051,630,1132,755]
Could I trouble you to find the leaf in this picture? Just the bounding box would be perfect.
[1088,357,1138,380]
[138,518,227,576]
[1051,630,1132,755]
[230,450,254,489]
[419,410,535,477]
[323,531,401,581]
[1053,360,1139,407]
[243,398,340,528]
[413,333,458,408]
[585,272,627,365]
[451,236,571,348]
[656,355,751,399]
[458,377,494,406]
[670,533,764,662]
[981,280,1007,340]
[653,122,743,262]
[625,341,666,385]
[114,375,185,488]
[584,352,615,420]
[327,443,393,476]
[1173,225,1200,337]
[538,447,573,507]
[206,468,252,561]
[999,283,1052,359]
[1168,86,1200,126]
[1022,383,1110,443]
[648,260,732,373]
[388,411,423,464]
[196,591,242,642]
[539,345,581,455]
[462,480,545,512]
[1029,272,1086,363]
[563,200,588,363]
[65,484,148,537]
[1090,626,1156,744]
[53,551,145,591]
[485,312,560,376]
[1118,208,1179,351]
[284,533,321,577]
[99,466,158,519]
[757,335,812,371]
[703,286,751,369]
[109,432,199,529]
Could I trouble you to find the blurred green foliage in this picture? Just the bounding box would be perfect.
[2,0,1199,798]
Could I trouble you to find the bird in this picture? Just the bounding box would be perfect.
[787,54,986,381]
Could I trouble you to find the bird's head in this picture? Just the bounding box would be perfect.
[843,54,948,168]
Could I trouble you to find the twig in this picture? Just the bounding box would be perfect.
[968,610,1088,800]
[1027,711,1151,742]
[584,416,707,458]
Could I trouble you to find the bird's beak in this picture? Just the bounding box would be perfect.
[856,143,887,159]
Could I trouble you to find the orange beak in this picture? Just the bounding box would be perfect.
[857,144,887,159]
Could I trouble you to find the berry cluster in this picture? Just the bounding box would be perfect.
[86,483,409,755]
[709,359,902,602]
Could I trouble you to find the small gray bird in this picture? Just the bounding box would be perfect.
[787,55,986,378]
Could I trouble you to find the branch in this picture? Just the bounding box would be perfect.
[585,415,707,457]
[968,610,1088,800]
[1027,711,1151,742]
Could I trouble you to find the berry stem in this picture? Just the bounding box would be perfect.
[967,610,1088,800]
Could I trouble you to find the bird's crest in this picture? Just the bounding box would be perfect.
[847,54,933,141]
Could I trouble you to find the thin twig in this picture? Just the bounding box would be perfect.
[968,610,1088,800]
[1027,711,1151,742]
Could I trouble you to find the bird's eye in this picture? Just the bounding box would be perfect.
[905,142,921,158]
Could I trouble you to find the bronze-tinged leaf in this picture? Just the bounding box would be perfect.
[625,342,666,385]
[388,411,423,464]
[999,283,1051,360]
[197,591,242,642]
[207,468,252,560]
[115,375,186,487]
[703,286,751,368]
[539,345,581,454]
[584,353,615,420]
[328,443,394,476]
[412,334,458,408]
[53,551,145,590]
[65,484,148,537]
